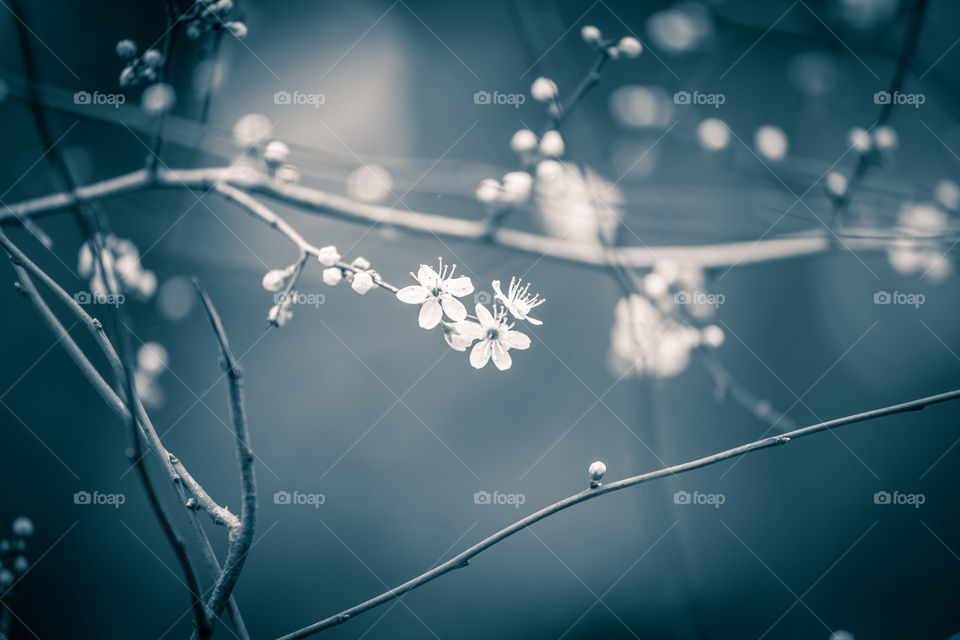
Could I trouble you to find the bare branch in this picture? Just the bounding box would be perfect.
[276,386,960,640]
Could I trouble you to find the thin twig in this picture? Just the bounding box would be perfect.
[192,280,257,628]
[276,386,960,640]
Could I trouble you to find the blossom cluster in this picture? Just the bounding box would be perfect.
[115,39,165,88]
[184,0,248,41]
[609,261,723,378]
[135,342,170,409]
[396,259,543,370]
[887,201,953,282]
[78,234,157,301]
[0,516,33,594]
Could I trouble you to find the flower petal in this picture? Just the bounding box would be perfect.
[470,340,492,369]
[441,295,467,321]
[491,341,513,370]
[455,321,484,339]
[397,285,430,304]
[523,315,543,326]
[417,264,440,288]
[502,330,531,350]
[491,279,505,301]
[445,276,475,297]
[475,303,495,327]
[418,299,443,329]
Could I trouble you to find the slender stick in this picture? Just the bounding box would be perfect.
[192,280,257,627]
[276,386,960,640]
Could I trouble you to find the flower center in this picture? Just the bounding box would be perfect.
[486,328,500,341]
[431,286,442,297]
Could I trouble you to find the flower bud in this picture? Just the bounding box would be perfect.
[142,49,164,69]
[322,267,343,286]
[539,130,564,156]
[276,165,300,184]
[536,159,563,182]
[475,178,501,203]
[267,303,293,326]
[701,325,724,348]
[12,556,28,573]
[581,25,602,44]
[119,66,136,87]
[11,517,33,538]
[225,21,248,39]
[510,129,538,153]
[531,77,558,102]
[0,569,13,588]
[262,269,286,292]
[825,172,847,198]
[263,140,290,166]
[186,22,203,40]
[872,125,898,152]
[848,127,871,154]
[589,460,606,485]
[142,83,176,115]
[502,171,533,202]
[317,245,341,267]
[116,39,137,59]
[617,36,643,58]
[351,270,374,294]
[351,256,371,270]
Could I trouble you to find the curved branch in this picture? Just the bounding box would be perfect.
[276,386,960,640]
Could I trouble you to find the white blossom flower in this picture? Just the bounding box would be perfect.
[589,460,606,482]
[531,77,558,102]
[872,125,898,152]
[322,267,343,285]
[492,277,545,325]
[225,21,247,39]
[396,258,474,329]
[137,342,169,375]
[11,516,33,537]
[351,270,374,294]
[755,125,788,161]
[536,159,563,181]
[142,83,175,115]
[826,172,848,198]
[441,320,481,352]
[469,304,531,370]
[317,245,341,267]
[142,49,164,68]
[262,269,287,291]
[848,126,871,153]
[701,325,725,348]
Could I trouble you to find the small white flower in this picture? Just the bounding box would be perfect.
[581,25,603,44]
[396,258,474,329]
[539,130,564,156]
[826,172,848,198]
[510,129,538,153]
[848,127,871,153]
[469,304,531,370]
[617,36,643,58]
[262,269,287,291]
[317,245,341,267]
[352,256,371,270]
[264,140,290,165]
[142,83,175,115]
[492,277,545,325]
[536,159,563,181]
[322,267,343,286]
[137,342,168,376]
[531,77,558,102]
[351,270,374,295]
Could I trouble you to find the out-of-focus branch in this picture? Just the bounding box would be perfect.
[146,0,180,173]
[2,167,950,271]
[192,280,257,628]
[277,386,960,640]
[699,351,796,432]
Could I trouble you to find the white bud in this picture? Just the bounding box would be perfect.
[701,325,725,348]
[119,66,136,87]
[643,272,669,298]
[12,556,28,573]
[872,125,898,152]
[351,270,374,294]
[581,25,602,44]
[275,165,300,184]
[11,517,33,537]
[137,342,168,376]
[510,129,538,153]
[607,46,620,60]
[317,245,341,267]
[351,256,371,270]
[502,171,533,202]
[225,21,248,39]
[142,83,175,115]
[263,140,290,165]
[755,125,788,161]
[589,460,606,483]
[116,39,137,59]
[617,36,643,58]
[536,159,563,182]
[0,569,13,588]
[825,172,848,198]
[142,49,164,68]
[531,77,558,102]
[262,269,286,291]
[268,303,292,326]
[322,267,343,286]
[848,127,871,153]
[476,178,501,203]
[539,130,565,156]
[697,118,730,151]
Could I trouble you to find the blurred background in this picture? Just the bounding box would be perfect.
[1,0,960,638]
